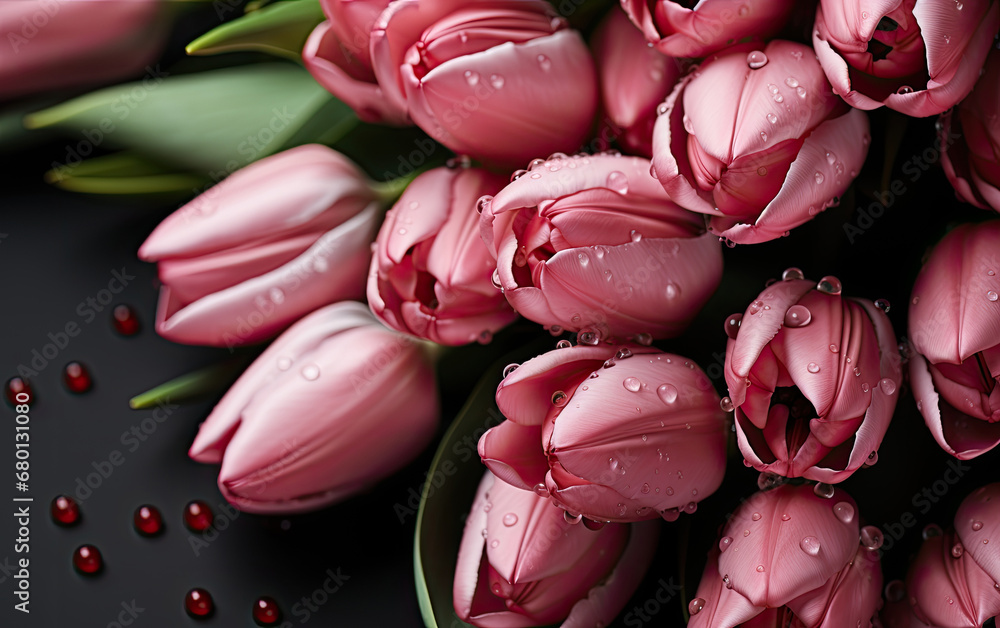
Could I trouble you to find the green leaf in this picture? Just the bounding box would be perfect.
[129,361,244,409]
[186,0,326,62]
[44,152,208,195]
[25,63,352,174]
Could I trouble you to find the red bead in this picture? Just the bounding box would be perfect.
[63,362,92,394]
[253,596,281,625]
[112,304,140,336]
[73,545,102,575]
[5,377,31,406]
[185,588,214,618]
[51,495,80,526]
[184,500,213,532]
[133,505,163,536]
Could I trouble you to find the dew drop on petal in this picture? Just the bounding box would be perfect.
[464,70,479,86]
[577,251,590,267]
[623,377,642,392]
[489,74,505,89]
[814,172,825,184]
[897,85,913,94]
[766,113,778,124]
[724,313,743,339]
[536,54,551,71]
[816,275,842,295]
[807,362,820,374]
[782,267,805,281]
[879,378,897,395]
[657,384,678,404]
[533,483,548,497]
[800,536,821,556]
[784,305,812,327]
[951,542,964,558]
[689,598,706,615]
[988,291,998,302]
[860,525,883,550]
[747,50,768,69]
[300,365,320,381]
[719,536,733,552]
[973,520,984,531]
[563,511,582,525]
[720,396,734,412]
[833,501,855,524]
[502,513,518,527]
[814,482,835,499]
[551,391,568,406]
[756,564,765,572]
[922,523,943,539]
[751,512,762,521]
[606,171,629,194]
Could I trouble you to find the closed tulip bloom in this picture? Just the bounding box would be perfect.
[454,471,659,628]
[0,0,166,100]
[303,0,410,125]
[725,272,901,483]
[188,302,439,514]
[368,165,517,345]
[592,8,682,157]
[689,484,881,628]
[479,343,729,523]
[369,0,598,167]
[652,40,870,245]
[480,153,723,342]
[139,145,380,347]
[940,49,1000,213]
[813,0,1000,117]
[909,222,1000,460]
[620,0,796,58]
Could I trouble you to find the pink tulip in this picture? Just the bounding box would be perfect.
[0,0,166,100]
[619,0,796,58]
[303,0,410,125]
[188,302,439,514]
[651,40,870,245]
[479,343,729,523]
[138,145,380,347]
[725,272,901,483]
[592,8,682,157]
[909,222,1000,459]
[813,0,1000,117]
[454,471,659,627]
[689,483,881,628]
[368,165,518,345]
[480,153,723,342]
[369,0,598,167]
[940,48,1000,213]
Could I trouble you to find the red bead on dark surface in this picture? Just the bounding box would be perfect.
[253,596,282,625]
[73,544,102,575]
[5,377,31,406]
[185,588,214,618]
[184,500,213,532]
[51,495,81,526]
[133,505,163,536]
[112,304,140,336]
[63,362,92,393]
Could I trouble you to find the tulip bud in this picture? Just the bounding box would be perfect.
[189,302,439,514]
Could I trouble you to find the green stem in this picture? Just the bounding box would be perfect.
[129,361,241,409]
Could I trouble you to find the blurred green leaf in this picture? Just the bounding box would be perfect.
[129,361,244,409]
[186,0,326,62]
[44,152,208,195]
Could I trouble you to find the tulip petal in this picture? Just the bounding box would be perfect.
[688,546,769,628]
[907,531,1000,627]
[786,545,883,628]
[479,421,548,491]
[954,482,1000,585]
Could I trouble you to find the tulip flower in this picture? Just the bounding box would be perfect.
[139,145,380,347]
[369,0,598,167]
[813,0,1000,117]
[480,152,723,342]
[0,0,166,100]
[620,0,796,58]
[454,471,659,627]
[689,483,882,628]
[188,302,439,514]
[651,40,870,245]
[725,271,901,483]
[368,165,517,345]
[592,8,682,158]
[303,0,410,125]
[909,222,1000,459]
[940,48,1000,213]
[479,343,729,523]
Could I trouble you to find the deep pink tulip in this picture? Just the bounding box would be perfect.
[0,0,166,100]
[369,0,598,167]
[592,8,682,157]
[138,145,380,347]
[652,40,870,245]
[303,0,410,125]
[480,153,723,342]
[479,343,728,523]
[940,48,1000,213]
[188,302,439,514]
[368,165,518,345]
[813,0,1000,117]
[689,484,881,628]
[725,272,901,483]
[454,471,659,628]
[909,222,1000,459]
[619,0,795,58]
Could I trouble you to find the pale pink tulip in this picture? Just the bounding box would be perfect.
[369,0,598,166]
[479,343,728,523]
[906,529,1000,626]
[652,40,870,245]
[620,0,796,58]
[813,0,1000,117]
[138,145,380,347]
[480,153,723,342]
[188,302,439,514]
[454,471,659,627]
[725,272,901,483]
[909,222,1000,459]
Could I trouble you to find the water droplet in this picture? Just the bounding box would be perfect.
[689,598,706,615]
[757,166,768,176]
[896,85,913,94]
[816,276,842,295]
[766,113,778,124]
[744,529,751,537]
[747,50,768,69]
[751,512,762,521]
[922,524,943,540]
[112,304,140,335]
[301,365,320,381]
[185,588,214,618]
[73,544,103,575]
[502,513,518,527]
[720,396,734,412]
[489,74,505,89]
[988,270,996,276]
[641,483,650,494]
[944,34,951,44]
[866,450,879,466]
[533,483,548,497]
[464,70,479,86]
[51,495,81,526]
[800,536,822,556]
[879,378,896,395]
[724,313,743,339]
[551,391,568,407]
[755,564,765,572]
[814,483,835,499]
[951,542,965,558]
[860,525,883,550]
[807,362,820,374]
[576,251,590,268]
[956,1,963,8]
[536,54,551,71]
[874,298,891,313]
[184,500,214,532]
[606,171,629,194]
[555,340,572,350]
[634,332,653,346]
[477,195,493,214]
[972,520,984,531]
[988,291,998,302]
[749,299,764,315]
[784,305,812,327]
[719,536,733,552]
[134,504,163,536]
[656,103,669,116]
[623,377,641,392]
[854,367,861,377]
[630,229,642,243]
[796,86,808,98]
[814,172,825,184]
[773,94,783,103]
[861,382,870,393]
[63,361,92,394]
[657,384,678,404]
[578,329,600,345]
[781,513,791,521]
[829,344,839,353]
[490,539,500,548]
